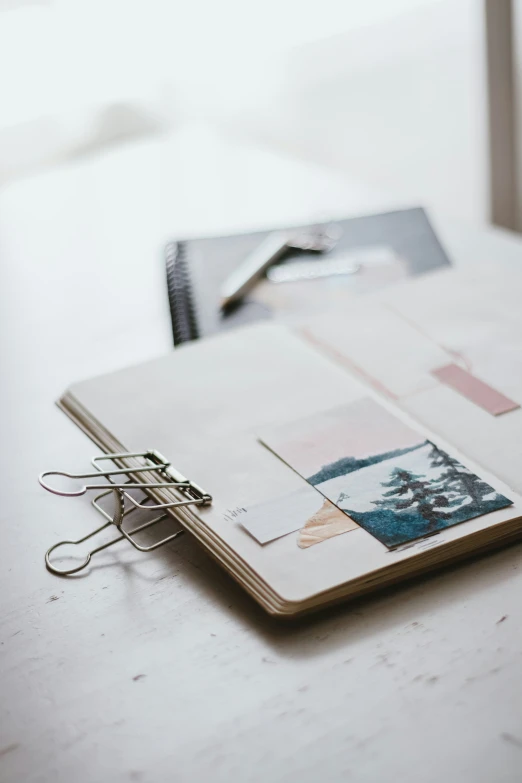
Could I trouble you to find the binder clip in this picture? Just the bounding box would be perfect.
[39,450,212,576]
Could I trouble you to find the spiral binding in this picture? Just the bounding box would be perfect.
[165,241,200,346]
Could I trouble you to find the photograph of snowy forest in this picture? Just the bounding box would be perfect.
[309,439,512,547]
[261,398,512,548]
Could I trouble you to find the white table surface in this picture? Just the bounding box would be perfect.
[1,127,522,783]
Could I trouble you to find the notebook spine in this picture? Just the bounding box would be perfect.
[165,241,200,346]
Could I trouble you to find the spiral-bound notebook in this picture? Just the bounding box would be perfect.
[56,263,522,616]
[164,207,451,346]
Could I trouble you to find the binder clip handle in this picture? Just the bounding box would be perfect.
[40,451,211,576]
[44,489,126,576]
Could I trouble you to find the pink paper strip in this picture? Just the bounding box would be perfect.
[432,363,520,416]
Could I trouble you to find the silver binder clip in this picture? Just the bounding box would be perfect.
[39,450,212,576]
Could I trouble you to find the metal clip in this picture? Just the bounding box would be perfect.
[39,450,212,576]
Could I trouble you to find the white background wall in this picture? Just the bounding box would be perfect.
[0,0,490,224]
[222,0,489,224]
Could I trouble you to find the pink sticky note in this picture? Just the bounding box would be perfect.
[432,363,520,416]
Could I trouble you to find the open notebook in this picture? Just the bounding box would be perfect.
[59,276,522,615]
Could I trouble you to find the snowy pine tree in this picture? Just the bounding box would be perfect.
[373,467,454,528]
[428,443,494,504]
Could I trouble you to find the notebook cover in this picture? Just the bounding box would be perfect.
[167,207,451,341]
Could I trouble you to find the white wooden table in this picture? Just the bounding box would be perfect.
[1,127,522,783]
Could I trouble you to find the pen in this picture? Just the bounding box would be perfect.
[220,232,290,310]
[220,228,340,310]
